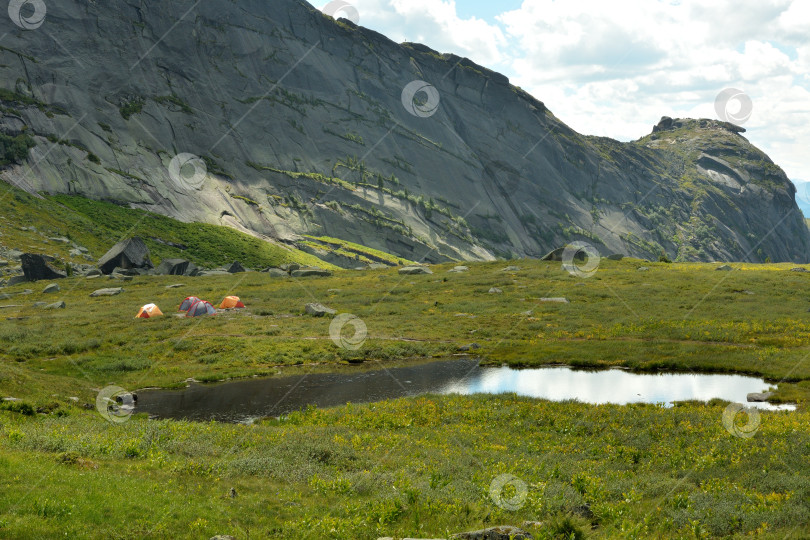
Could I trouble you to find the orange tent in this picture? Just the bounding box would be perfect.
[135,303,163,319]
[220,296,245,309]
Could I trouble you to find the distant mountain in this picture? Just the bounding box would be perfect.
[0,0,808,263]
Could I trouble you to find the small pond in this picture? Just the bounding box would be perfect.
[135,359,794,423]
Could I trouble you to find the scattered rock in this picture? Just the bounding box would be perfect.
[20,254,66,281]
[44,301,66,310]
[68,397,79,402]
[48,236,71,244]
[399,266,433,275]
[280,263,300,272]
[501,265,520,272]
[292,267,332,277]
[266,268,289,278]
[458,343,481,352]
[90,287,124,297]
[637,266,650,272]
[209,536,236,540]
[7,275,29,286]
[448,265,469,273]
[32,302,47,308]
[3,397,21,402]
[97,237,153,275]
[43,283,60,294]
[156,258,191,276]
[165,284,185,289]
[572,503,595,520]
[521,521,543,529]
[0,260,8,267]
[606,253,624,261]
[521,310,533,316]
[305,303,336,316]
[450,526,533,540]
[716,264,732,271]
[227,261,246,273]
[539,297,569,303]
[489,287,503,294]
[747,392,774,402]
[368,263,389,270]
[791,267,808,272]
[0,304,23,309]
[84,268,102,277]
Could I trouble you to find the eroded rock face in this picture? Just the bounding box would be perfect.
[0,1,807,263]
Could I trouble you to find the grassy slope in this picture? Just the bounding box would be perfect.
[2,253,810,536]
[0,188,333,269]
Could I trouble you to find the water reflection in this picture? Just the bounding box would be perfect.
[135,359,794,423]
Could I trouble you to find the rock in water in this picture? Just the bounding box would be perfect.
[20,254,66,281]
[747,392,774,402]
[97,237,153,275]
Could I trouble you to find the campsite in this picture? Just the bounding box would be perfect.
[2,0,810,538]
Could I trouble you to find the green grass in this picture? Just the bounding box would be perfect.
[0,188,333,269]
[4,211,810,536]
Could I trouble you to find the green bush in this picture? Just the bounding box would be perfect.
[0,132,35,165]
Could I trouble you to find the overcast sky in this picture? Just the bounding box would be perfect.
[313,0,810,196]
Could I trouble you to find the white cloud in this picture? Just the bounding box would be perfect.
[313,0,810,180]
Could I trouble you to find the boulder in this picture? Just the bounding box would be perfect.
[156,258,191,276]
[292,267,332,278]
[84,268,102,277]
[539,297,569,303]
[448,266,469,273]
[305,303,336,316]
[500,265,521,272]
[0,260,8,267]
[716,265,732,271]
[97,237,153,274]
[399,266,433,275]
[32,302,47,308]
[111,267,140,276]
[450,526,533,540]
[7,276,28,287]
[44,301,66,310]
[747,392,774,402]
[637,266,650,272]
[458,343,481,352]
[227,261,246,273]
[6,276,28,287]
[489,287,503,294]
[280,263,300,272]
[90,287,124,297]
[43,283,60,294]
[266,268,289,278]
[20,254,66,281]
[790,267,808,272]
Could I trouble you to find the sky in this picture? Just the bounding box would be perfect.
[313,0,810,208]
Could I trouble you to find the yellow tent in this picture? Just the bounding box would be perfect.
[220,296,245,309]
[135,303,163,319]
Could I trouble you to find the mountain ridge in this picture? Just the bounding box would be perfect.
[0,0,807,263]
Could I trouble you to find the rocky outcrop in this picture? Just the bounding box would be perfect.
[20,254,66,281]
[97,238,153,275]
[0,1,807,263]
[156,259,191,276]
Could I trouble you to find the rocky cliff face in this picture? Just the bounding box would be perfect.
[0,0,807,263]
